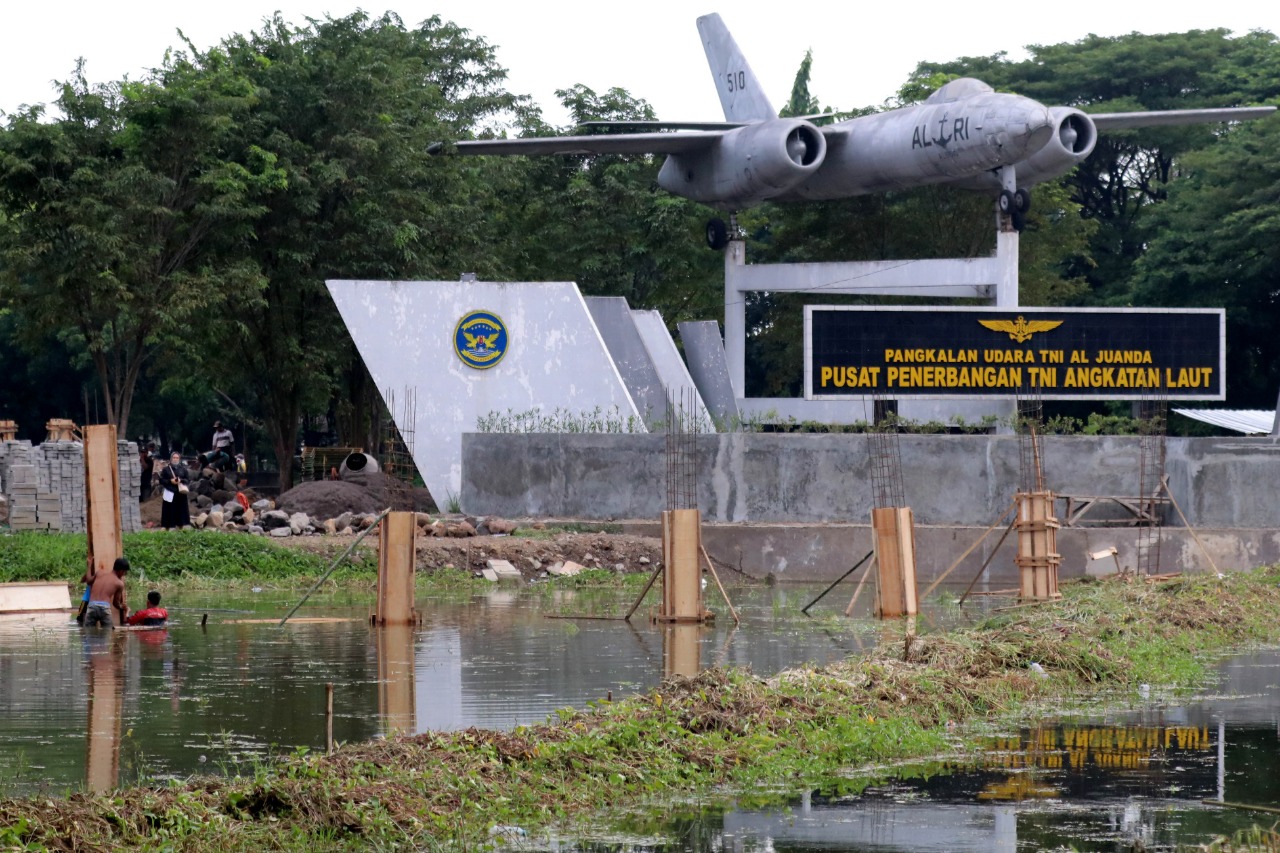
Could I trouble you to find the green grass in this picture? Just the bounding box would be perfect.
[0,530,377,583]
[6,567,1280,850]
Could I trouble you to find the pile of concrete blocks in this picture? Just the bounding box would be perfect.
[36,440,83,532]
[2,442,43,530]
[0,437,142,534]
[116,440,141,533]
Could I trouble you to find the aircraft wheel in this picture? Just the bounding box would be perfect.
[1014,188,1032,213]
[1012,209,1027,232]
[706,217,729,250]
[998,190,1015,215]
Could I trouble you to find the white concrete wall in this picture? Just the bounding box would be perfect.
[327,279,643,504]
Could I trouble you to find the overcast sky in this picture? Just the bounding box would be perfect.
[2,1,1276,126]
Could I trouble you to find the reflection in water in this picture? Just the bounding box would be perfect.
[84,631,125,794]
[662,625,703,679]
[377,624,416,736]
[2,584,888,793]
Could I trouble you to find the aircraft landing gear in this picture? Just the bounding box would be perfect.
[706,217,730,250]
[998,188,1032,232]
[1012,188,1031,231]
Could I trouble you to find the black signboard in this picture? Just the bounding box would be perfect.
[805,306,1224,400]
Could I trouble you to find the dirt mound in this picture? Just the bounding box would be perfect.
[345,472,437,512]
[275,480,381,520]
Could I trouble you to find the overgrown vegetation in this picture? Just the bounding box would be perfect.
[4,567,1280,851]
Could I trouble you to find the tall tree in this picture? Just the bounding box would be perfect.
[1131,115,1280,406]
[781,49,820,118]
[0,58,274,435]
[205,12,520,487]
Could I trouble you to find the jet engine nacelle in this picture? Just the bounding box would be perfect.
[657,119,827,208]
[1012,107,1098,186]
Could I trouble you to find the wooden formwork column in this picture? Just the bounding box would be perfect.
[659,509,705,623]
[873,506,918,618]
[377,622,417,735]
[375,511,417,625]
[1016,491,1062,601]
[84,424,123,579]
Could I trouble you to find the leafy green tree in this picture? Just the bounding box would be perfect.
[781,49,820,118]
[906,29,1280,301]
[1131,115,1280,406]
[0,58,275,435]
[203,12,521,487]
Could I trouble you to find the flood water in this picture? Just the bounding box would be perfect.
[0,582,942,795]
[5,582,1277,850]
[575,650,1280,852]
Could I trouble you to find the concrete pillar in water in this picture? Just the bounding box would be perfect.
[375,511,417,625]
[873,506,918,618]
[659,509,706,622]
[1016,492,1062,601]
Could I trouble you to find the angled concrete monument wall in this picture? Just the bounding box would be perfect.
[327,280,643,505]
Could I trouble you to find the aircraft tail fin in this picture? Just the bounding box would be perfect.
[696,13,775,122]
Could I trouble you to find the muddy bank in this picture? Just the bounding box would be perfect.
[4,568,1279,851]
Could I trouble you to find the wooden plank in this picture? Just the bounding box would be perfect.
[376,511,417,625]
[0,581,72,613]
[83,425,122,584]
[897,508,918,615]
[873,507,905,618]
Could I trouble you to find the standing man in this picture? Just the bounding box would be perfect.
[80,557,130,628]
[209,420,235,471]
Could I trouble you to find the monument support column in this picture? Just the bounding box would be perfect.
[724,239,746,398]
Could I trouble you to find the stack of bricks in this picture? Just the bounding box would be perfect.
[3,441,43,530]
[0,436,142,534]
[116,440,141,533]
[36,441,84,532]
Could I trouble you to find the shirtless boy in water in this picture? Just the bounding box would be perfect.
[79,557,129,628]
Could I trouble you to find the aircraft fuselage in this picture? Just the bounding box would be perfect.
[780,93,1054,201]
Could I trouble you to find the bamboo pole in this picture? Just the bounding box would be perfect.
[280,508,391,626]
[922,502,1016,599]
[700,544,739,624]
[623,563,664,622]
[843,555,877,617]
[325,683,335,753]
[958,517,1017,606]
[801,551,874,615]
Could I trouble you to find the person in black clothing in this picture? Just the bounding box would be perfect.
[139,442,156,501]
[159,452,191,530]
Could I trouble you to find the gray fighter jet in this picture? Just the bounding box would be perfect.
[436,13,1275,244]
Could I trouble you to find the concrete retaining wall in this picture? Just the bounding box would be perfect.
[618,521,1280,584]
[462,433,1280,528]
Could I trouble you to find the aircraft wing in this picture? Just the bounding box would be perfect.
[1090,106,1276,130]
[433,131,726,157]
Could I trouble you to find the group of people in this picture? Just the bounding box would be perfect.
[139,420,246,530]
[77,556,168,628]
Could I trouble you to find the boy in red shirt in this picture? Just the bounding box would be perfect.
[126,591,168,626]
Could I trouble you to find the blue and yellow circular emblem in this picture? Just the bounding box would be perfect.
[453,310,509,369]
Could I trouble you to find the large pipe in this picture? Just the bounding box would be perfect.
[338,452,379,481]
